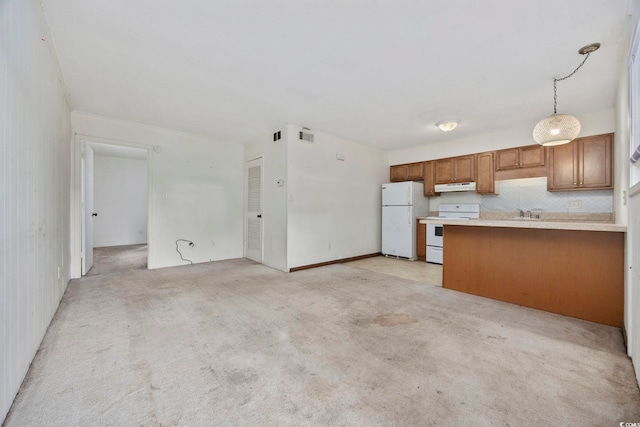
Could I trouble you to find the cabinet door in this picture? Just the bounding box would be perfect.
[476,152,495,194]
[495,148,519,171]
[423,161,439,197]
[579,134,612,189]
[434,159,454,184]
[390,165,407,182]
[548,142,578,191]
[416,221,426,261]
[453,155,475,182]
[406,162,424,180]
[519,145,545,168]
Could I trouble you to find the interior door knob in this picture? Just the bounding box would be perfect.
[92,213,98,217]
[257,214,262,218]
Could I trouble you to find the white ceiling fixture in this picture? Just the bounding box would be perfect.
[533,43,600,146]
[436,119,460,132]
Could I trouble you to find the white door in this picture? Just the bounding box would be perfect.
[82,144,95,275]
[245,157,263,262]
[630,189,640,385]
[382,205,413,258]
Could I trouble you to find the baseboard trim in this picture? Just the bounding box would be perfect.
[289,252,381,272]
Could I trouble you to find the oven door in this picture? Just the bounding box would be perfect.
[426,224,443,248]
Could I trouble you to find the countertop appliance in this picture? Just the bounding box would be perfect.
[382,182,429,260]
[426,203,480,264]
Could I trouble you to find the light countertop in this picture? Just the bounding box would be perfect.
[417,217,626,233]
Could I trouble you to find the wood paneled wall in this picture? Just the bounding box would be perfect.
[1,0,72,420]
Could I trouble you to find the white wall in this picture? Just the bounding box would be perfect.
[286,125,388,268]
[617,0,640,386]
[72,112,244,270]
[93,155,148,247]
[388,109,615,165]
[1,0,72,421]
[245,125,388,271]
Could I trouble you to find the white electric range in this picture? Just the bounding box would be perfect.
[426,203,480,264]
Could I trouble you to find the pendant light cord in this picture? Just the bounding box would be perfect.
[553,52,592,114]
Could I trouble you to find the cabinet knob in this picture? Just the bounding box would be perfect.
[580,182,583,185]
[573,182,577,185]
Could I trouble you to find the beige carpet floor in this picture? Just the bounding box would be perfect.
[87,244,147,276]
[5,257,640,426]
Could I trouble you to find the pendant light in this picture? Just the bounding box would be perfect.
[533,43,600,146]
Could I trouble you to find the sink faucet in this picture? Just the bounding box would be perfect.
[527,210,532,219]
[518,209,524,218]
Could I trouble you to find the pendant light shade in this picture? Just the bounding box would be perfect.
[532,113,581,146]
[532,43,599,146]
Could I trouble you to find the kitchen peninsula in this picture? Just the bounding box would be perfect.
[419,218,626,327]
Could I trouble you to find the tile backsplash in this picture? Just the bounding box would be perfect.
[429,177,613,213]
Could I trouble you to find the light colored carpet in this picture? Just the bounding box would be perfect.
[345,255,443,286]
[87,244,147,276]
[5,258,640,426]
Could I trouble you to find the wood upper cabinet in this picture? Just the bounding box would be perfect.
[495,145,545,171]
[423,161,439,197]
[434,155,476,184]
[476,152,496,194]
[390,165,407,182]
[406,162,424,180]
[547,133,613,191]
[390,162,424,182]
[416,220,426,261]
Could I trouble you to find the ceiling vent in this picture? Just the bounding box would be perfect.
[299,129,314,143]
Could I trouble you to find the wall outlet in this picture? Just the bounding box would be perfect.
[57,266,61,279]
[567,200,582,209]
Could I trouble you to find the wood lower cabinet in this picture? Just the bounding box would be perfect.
[416,221,426,261]
[547,133,613,191]
[475,152,495,194]
[422,161,439,197]
[390,162,424,182]
[443,225,624,327]
[434,155,475,184]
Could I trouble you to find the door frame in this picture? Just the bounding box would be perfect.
[70,134,154,278]
[244,155,264,262]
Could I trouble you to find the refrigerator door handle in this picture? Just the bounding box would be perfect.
[407,206,411,224]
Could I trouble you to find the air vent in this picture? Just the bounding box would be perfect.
[273,131,281,141]
[299,129,314,143]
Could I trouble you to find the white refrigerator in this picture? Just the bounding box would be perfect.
[382,182,429,260]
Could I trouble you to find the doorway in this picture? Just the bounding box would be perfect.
[79,139,150,276]
[245,157,263,263]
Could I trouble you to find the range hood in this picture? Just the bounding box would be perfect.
[434,182,476,192]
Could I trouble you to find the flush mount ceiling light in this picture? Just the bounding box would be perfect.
[533,43,600,146]
[436,119,460,132]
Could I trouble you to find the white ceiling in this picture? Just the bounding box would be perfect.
[41,0,629,151]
